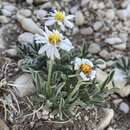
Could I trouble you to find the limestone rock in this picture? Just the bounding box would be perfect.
[17,14,44,35]
[0,119,9,130]
[75,11,85,26]
[119,102,129,114]
[14,74,36,97]
[88,43,101,54]
[18,32,34,44]
[98,109,114,130]
[105,37,122,45]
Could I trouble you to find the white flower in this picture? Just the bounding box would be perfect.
[35,27,74,60]
[74,57,96,81]
[45,10,75,30]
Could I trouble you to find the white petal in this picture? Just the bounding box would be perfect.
[45,19,56,26]
[35,34,48,44]
[60,23,66,31]
[81,59,93,67]
[64,20,74,28]
[54,47,60,59]
[90,70,96,80]
[80,72,89,81]
[65,15,75,20]
[45,45,60,60]
[59,39,74,51]
[74,58,82,70]
[38,44,49,54]
[45,26,52,36]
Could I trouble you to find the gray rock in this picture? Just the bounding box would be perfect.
[105,37,122,45]
[3,4,16,12]
[119,102,129,113]
[106,9,115,20]
[75,11,85,26]
[93,21,103,31]
[14,74,36,97]
[80,27,93,35]
[113,68,130,97]
[99,49,111,60]
[0,16,10,24]
[5,48,17,57]
[26,0,33,4]
[18,32,34,44]
[98,109,114,130]
[34,10,47,20]
[107,127,114,130]
[0,119,9,130]
[88,43,101,54]
[70,5,79,14]
[113,43,126,50]
[2,9,12,16]
[81,0,89,7]
[17,14,44,35]
[19,9,32,17]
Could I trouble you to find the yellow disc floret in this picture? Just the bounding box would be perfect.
[55,11,65,22]
[48,33,61,45]
[80,64,92,75]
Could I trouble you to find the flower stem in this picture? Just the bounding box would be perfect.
[47,59,54,96]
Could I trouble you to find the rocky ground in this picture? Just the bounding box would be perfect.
[0,0,130,130]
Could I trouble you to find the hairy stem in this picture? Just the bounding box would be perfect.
[47,60,54,96]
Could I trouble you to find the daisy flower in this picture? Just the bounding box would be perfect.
[74,57,96,81]
[45,10,75,30]
[35,27,73,60]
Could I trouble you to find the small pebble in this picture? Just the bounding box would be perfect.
[119,102,129,114]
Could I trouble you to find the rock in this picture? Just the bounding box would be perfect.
[96,59,106,69]
[0,16,10,24]
[17,14,44,35]
[98,109,114,130]
[19,9,32,17]
[113,69,126,89]
[18,32,34,44]
[106,9,115,20]
[26,0,33,4]
[93,21,103,31]
[5,48,17,57]
[2,9,12,16]
[34,10,47,20]
[80,27,93,35]
[107,127,114,130]
[113,43,126,50]
[116,10,126,20]
[72,26,79,35]
[70,5,79,14]
[113,99,123,105]
[105,37,122,45]
[81,0,89,7]
[14,74,35,97]
[97,2,105,9]
[99,49,111,60]
[0,119,9,130]
[113,68,130,97]
[75,11,85,26]
[4,4,16,13]
[119,102,129,113]
[88,43,101,54]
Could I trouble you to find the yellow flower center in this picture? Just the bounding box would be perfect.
[55,11,65,22]
[80,64,92,75]
[48,33,61,45]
